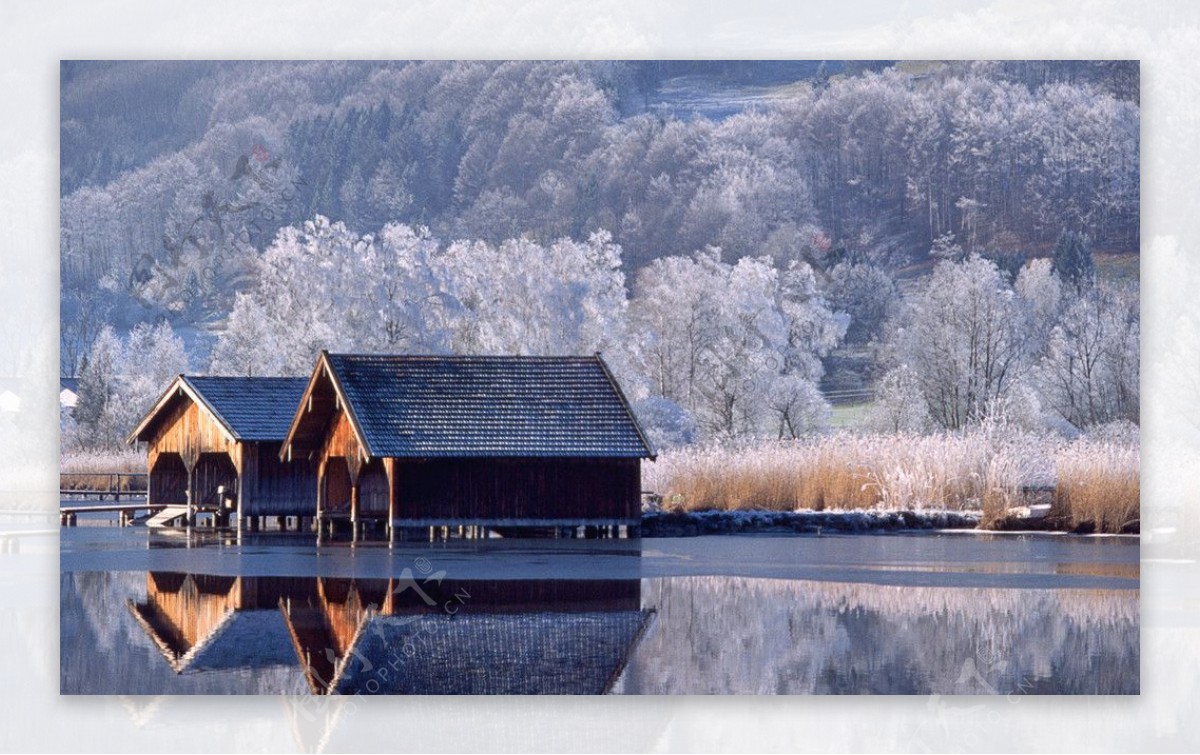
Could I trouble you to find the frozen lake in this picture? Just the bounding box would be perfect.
[59,528,1139,695]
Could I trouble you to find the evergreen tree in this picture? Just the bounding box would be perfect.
[73,327,122,449]
[1051,230,1095,293]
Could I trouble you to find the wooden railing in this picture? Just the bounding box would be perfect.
[59,472,149,501]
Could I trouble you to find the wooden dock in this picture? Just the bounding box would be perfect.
[59,501,166,526]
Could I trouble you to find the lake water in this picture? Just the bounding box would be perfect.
[59,528,1139,695]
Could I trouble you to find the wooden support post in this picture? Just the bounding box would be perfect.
[384,458,397,546]
[235,445,246,534]
[145,450,156,509]
[346,453,362,542]
[315,458,326,542]
[181,449,198,528]
[185,473,195,528]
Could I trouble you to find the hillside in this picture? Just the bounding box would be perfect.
[60,60,1140,376]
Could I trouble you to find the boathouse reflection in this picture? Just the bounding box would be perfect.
[127,571,648,694]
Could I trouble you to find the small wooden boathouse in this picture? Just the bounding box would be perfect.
[127,376,316,528]
[280,352,656,538]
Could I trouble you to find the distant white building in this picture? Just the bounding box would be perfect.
[60,377,80,411]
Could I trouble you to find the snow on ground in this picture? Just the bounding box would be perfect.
[641,508,981,536]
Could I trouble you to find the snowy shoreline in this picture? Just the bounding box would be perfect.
[640,508,982,537]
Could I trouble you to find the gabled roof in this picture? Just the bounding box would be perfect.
[284,353,655,459]
[333,610,650,695]
[128,375,310,444]
[127,600,297,673]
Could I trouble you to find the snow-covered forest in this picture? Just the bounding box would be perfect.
[61,60,1140,456]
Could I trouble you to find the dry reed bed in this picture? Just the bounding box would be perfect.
[60,449,147,490]
[645,431,1139,534]
[1053,441,1140,533]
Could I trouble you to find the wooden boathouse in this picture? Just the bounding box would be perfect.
[127,376,316,528]
[280,352,656,539]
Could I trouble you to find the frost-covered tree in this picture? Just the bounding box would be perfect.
[631,249,840,439]
[699,255,792,437]
[211,218,637,385]
[866,364,930,433]
[628,251,723,411]
[438,229,629,362]
[74,322,189,449]
[367,223,455,353]
[210,216,454,375]
[123,322,189,408]
[1014,257,1063,357]
[225,216,364,374]
[631,396,696,451]
[62,61,1139,382]
[209,294,283,376]
[887,254,1026,430]
[779,261,848,381]
[765,373,830,439]
[1037,284,1139,429]
[825,262,897,345]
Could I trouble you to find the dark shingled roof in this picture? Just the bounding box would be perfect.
[324,354,654,458]
[184,376,310,441]
[334,611,650,695]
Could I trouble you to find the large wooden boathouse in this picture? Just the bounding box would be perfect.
[280,352,655,539]
[127,376,317,528]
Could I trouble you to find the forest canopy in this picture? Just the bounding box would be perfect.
[60,60,1140,450]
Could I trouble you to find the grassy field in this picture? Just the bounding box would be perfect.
[1094,251,1140,284]
[829,402,873,429]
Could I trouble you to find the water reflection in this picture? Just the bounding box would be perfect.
[114,572,646,695]
[61,568,1137,695]
[613,577,1139,695]
[60,532,1139,696]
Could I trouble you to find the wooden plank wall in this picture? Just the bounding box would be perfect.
[243,442,318,516]
[145,398,237,471]
[318,410,363,467]
[194,453,238,508]
[324,458,352,513]
[140,572,242,652]
[392,458,640,521]
[316,409,362,515]
[359,459,389,517]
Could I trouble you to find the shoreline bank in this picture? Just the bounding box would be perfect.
[640,509,1140,537]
